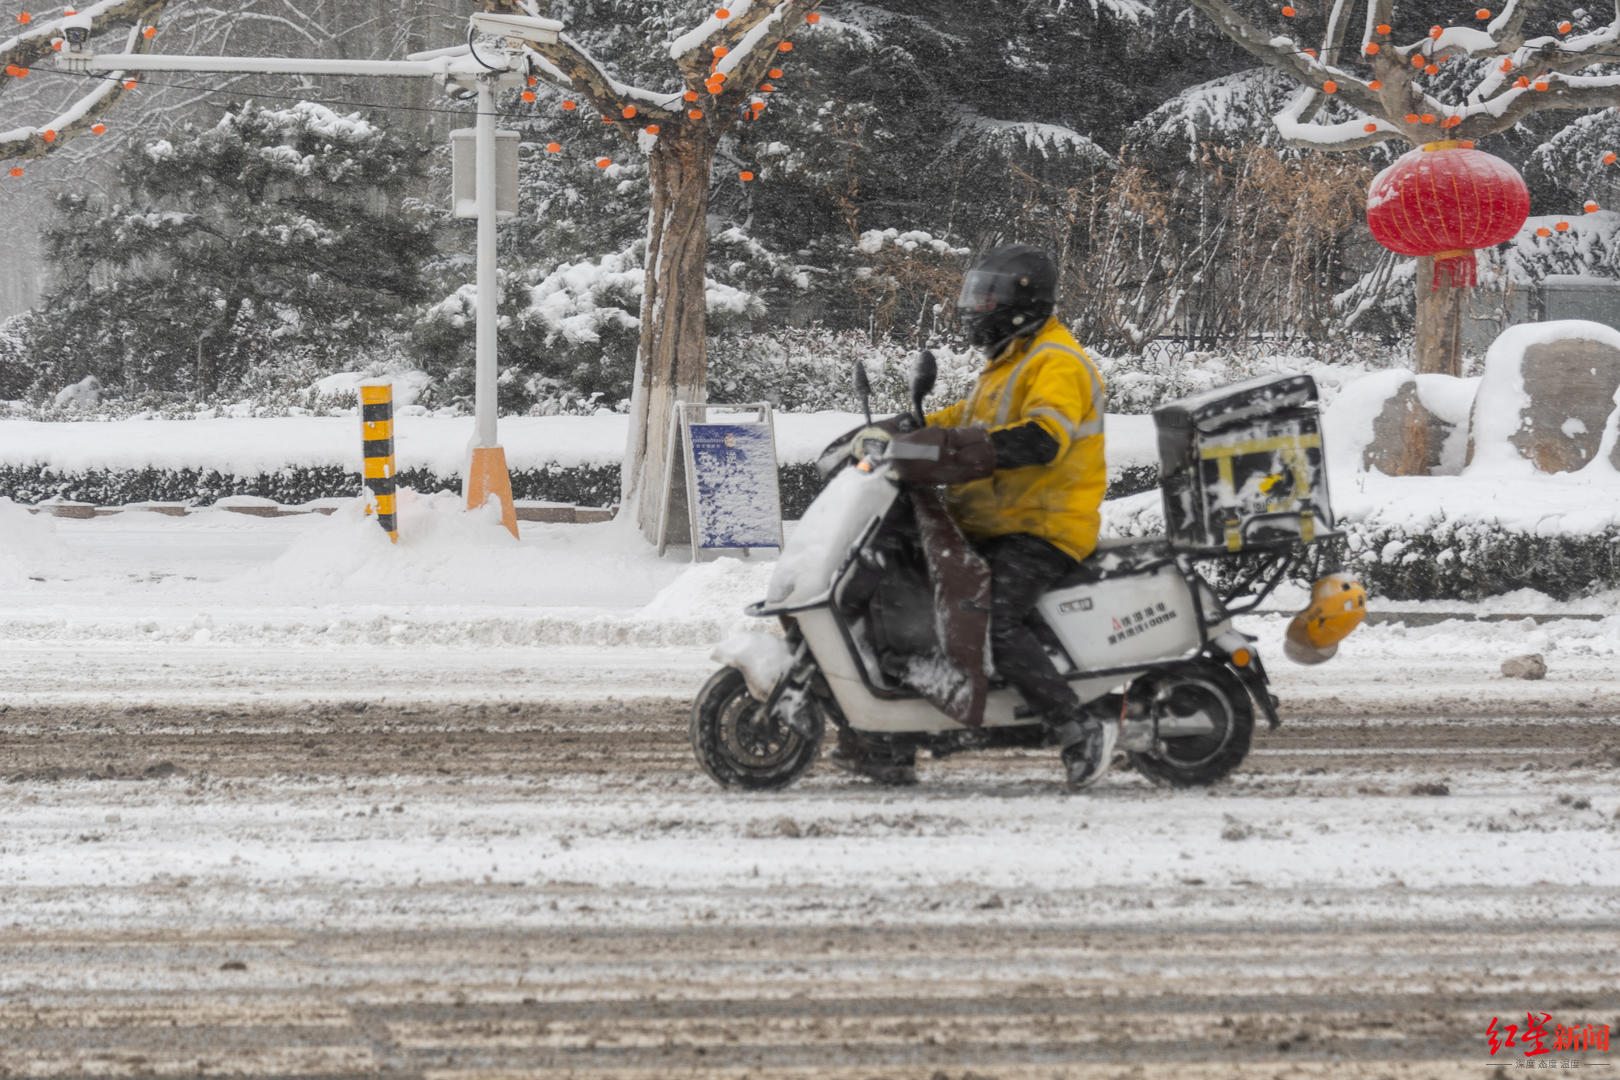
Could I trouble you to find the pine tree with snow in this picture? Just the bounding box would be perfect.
[31,100,434,402]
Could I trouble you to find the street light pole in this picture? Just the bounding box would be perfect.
[464,72,519,536]
[475,75,499,451]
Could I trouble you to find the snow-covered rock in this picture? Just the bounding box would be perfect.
[1324,370,1474,477]
[1466,320,1620,475]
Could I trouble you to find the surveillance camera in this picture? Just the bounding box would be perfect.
[468,12,563,47]
[61,12,92,49]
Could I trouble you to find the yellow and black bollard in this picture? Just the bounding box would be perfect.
[360,383,398,543]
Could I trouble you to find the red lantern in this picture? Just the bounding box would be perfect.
[1366,141,1530,289]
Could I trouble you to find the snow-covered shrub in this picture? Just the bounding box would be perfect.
[0,462,622,513]
[1343,517,1620,602]
[0,461,1156,524]
[1107,491,1620,601]
[850,228,971,347]
[52,376,102,412]
[1092,343,1403,415]
[707,327,980,413]
[221,339,419,416]
[412,254,643,415]
[1486,213,1620,285]
[413,240,768,415]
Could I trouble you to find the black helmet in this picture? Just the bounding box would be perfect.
[956,244,1057,352]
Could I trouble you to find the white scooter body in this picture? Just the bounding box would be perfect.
[741,461,1243,736]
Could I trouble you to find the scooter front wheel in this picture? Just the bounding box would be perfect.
[691,666,823,790]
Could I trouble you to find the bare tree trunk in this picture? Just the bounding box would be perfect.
[1414,256,1465,378]
[623,129,716,546]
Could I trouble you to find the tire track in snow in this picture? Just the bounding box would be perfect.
[0,705,1616,1077]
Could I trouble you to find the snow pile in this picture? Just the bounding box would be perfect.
[0,414,623,476]
[218,494,773,644]
[0,497,73,582]
[253,490,517,596]
[242,492,698,614]
[641,558,773,628]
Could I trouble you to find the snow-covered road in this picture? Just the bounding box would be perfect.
[1,701,1616,1077]
[2,499,1618,1076]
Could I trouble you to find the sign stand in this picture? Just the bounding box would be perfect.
[657,402,784,561]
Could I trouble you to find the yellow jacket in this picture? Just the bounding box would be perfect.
[926,318,1107,562]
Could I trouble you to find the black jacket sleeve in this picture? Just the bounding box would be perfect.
[989,420,1061,469]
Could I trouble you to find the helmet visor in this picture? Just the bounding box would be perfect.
[956,269,1026,315]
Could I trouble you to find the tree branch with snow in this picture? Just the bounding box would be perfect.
[0,0,171,161]
[1188,0,1620,149]
[519,0,822,147]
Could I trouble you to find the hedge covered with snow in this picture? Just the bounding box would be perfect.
[0,411,1165,518]
[0,463,621,515]
[0,460,1163,522]
[1105,488,1620,603]
[1344,518,1620,602]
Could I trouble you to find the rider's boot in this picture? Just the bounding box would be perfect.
[1051,712,1116,792]
[828,727,918,786]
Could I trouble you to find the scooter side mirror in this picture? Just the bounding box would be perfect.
[853,361,873,425]
[910,350,937,425]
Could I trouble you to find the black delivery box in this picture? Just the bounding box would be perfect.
[1153,373,1333,555]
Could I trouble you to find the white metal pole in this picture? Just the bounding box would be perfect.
[474,75,499,450]
[65,54,462,77]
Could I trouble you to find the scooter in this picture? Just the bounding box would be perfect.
[691,352,1365,790]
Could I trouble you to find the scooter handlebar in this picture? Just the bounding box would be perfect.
[814,415,918,478]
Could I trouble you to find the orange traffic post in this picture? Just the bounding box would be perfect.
[360,383,399,543]
[466,445,519,538]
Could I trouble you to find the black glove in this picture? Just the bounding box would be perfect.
[888,426,996,485]
[814,414,919,477]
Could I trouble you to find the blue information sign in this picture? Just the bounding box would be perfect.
[685,420,783,551]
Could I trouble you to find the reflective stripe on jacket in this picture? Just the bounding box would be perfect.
[925,317,1107,563]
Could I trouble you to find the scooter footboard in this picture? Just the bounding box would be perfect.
[796,608,1129,733]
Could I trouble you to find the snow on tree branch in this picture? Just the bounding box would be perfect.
[0,0,170,161]
[520,0,821,146]
[1189,0,1620,149]
[522,31,686,121]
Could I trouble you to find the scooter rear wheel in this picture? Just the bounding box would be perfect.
[691,666,823,790]
[1127,665,1254,788]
